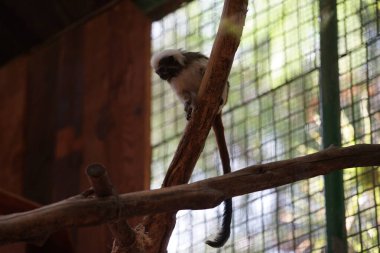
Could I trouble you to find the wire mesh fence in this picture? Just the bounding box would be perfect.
[338,0,380,252]
[150,0,380,252]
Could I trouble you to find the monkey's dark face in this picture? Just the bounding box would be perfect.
[156,56,183,81]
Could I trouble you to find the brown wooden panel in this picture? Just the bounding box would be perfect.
[0,1,151,251]
[78,1,151,251]
[79,11,110,253]
[0,57,27,195]
[81,0,151,201]
[0,188,39,214]
[147,0,192,20]
[23,42,60,205]
[52,26,84,202]
[0,57,28,253]
[105,0,151,193]
[82,12,109,176]
[0,244,26,253]
[23,40,61,253]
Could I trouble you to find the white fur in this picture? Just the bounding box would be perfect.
[150,49,186,70]
[170,57,208,104]
[151,50,228,113]
[171,57,228,113]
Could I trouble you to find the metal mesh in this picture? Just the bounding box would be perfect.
[338,0,380,252]
[151,0,380,252]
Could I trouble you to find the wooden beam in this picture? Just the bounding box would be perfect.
[134,0,193,20]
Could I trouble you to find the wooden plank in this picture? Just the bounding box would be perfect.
[0,57,27,195]
[82,12,109,176]
[23,38,62,253]
[23,41,60,205]
[0,50,78,251]
[78,1,151,251]
[0,1,151,252]
[145,0,192,20]
[106,0,151,193]
[0,0,193,67]
[0,188,39,214]
[81,0,151,204]
[21,22,85,253]
[0,244,26,253]
[0,56,28,253]
[52,26,84,202]
[56,0,110,20]
[78,11,110,253]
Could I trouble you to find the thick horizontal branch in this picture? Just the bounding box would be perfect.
[1,144,380,245]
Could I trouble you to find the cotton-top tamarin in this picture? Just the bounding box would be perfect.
[151,49,232,248]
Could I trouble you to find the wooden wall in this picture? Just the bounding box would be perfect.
[0,1,151,252]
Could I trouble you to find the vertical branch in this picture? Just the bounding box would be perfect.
[86,164,143,253]
[143,0,248,252]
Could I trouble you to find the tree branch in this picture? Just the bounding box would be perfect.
[143,1,248,251]
[85,164,144,253]
[1,144,380,246]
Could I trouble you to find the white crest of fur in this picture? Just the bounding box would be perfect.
[150,49,186,70]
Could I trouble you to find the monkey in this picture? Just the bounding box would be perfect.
[151,49,232,248]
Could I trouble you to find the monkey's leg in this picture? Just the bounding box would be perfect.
[184,101,193,120]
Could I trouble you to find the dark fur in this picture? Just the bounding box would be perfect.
[156,55,183,81]
[205,114,232,248]
[156,51,208,81]
[182,51,208,64]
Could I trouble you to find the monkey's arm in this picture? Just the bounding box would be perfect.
[205,113,232,248]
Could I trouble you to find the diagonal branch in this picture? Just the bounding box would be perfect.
[1,144,380,246]
[143,1,248,251]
